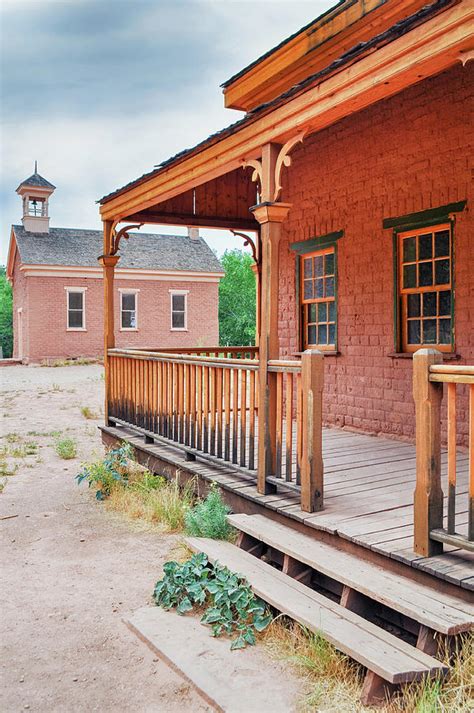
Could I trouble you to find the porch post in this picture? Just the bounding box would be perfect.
[99,220,119,425]
[413,348,444,556]
[251,201,291,493]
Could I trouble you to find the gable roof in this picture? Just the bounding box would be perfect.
[16,172,56,192]
[10,225,223,274]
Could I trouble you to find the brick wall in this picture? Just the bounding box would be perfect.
[278,64,473,444]
[14,272,219,362]
[12,251,28,360]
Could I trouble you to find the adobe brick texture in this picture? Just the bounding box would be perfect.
[278,64,473,444]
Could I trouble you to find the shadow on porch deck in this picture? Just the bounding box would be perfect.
[101,421,473,593]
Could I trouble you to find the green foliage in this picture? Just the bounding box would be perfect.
[153,552,272,648]
[54,437,77,460]
[218,250,256,346]
[0,266,13,358]
[75,443,132,499]
[185,484,234,540]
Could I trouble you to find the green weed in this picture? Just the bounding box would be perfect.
[185,484,235,540]
[55,437,77,460]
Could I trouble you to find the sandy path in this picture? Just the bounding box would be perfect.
[0,365,211,712]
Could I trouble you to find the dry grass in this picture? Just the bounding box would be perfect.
[80,406,98,420]
[105,471,194,533]
[264,618,474,712]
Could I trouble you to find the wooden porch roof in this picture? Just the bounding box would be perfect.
[98,0,472,225]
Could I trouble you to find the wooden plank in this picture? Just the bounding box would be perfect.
[228,514,474,634]
[185,537,448,684]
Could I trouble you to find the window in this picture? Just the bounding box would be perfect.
[66,288,85,330]
[301,247,336,350]
[398,223,453,352]
[120,290,138,330]
[170,291,187,330]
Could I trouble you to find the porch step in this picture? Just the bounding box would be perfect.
[185,536,448,704]
[228,513,474,637]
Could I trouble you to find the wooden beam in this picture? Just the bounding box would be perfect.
[126,211,258,232]
[99,220,119,425]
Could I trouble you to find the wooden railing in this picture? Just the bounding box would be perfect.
[106,347,324,513]
[142,346,259,359]
[108,348,260,472]
[413,349,473,556]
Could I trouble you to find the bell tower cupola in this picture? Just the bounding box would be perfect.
[16,162,56,233]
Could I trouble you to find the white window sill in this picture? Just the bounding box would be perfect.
[120,328,139,332]
[170,328,188,332]
[67,328,87,332]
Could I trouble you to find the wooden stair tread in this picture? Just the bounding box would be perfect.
[186,537,448,685]
[228,514,474,635]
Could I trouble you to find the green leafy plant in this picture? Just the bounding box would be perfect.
[153,552,272,649]
[185,485,234,540]
[0,266,13,358]
[218,249,256,346]
[75,443,132,499]
[55,437,77,460]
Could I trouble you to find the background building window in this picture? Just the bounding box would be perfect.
[170,291,187,330]
[67,289,85,330]
[398,223,453,352]
[301,247,336,350]
[120,291,138,329]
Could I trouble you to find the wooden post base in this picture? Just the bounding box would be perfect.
[361,671,397,706]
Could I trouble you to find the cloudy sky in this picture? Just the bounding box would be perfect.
[1,0,334,263]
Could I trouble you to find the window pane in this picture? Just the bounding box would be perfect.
[68,310,83,328]
[407,293,420,318]
[439,318,451,344]
[418,233,432,260]
[122,293,135,310]
[439,290,451,316]
[423,292,437,317]
[172,311,185,329]
[435,230,450,257]
[122,311,134,329]
[419,261,433,287]
[325,276,335,297]
[328,323,336,345]
[315,279,324,298]
[407,320,420,344]
[328,301,336,322]
[172,294,185,311]
[314,256,323,277]
[325,252,334,276]
[317,302,327,322]
[403,237,416,262]
[308,303,317,322]
[435,259,450,285]
[68,292,83,310]
[423,319,437,344]
[303,257,312,278]
[318,324,327,344]
[304,280,313,299]
[307,325,317,345]
[403,264,416,288]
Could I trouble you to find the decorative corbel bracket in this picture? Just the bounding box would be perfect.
[231,230,261,272]
[109,221,144,256]
[459,49,474,66]
[242,130,306,203]
[273,131,305,202]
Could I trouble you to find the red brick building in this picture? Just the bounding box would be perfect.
[6,170,223,363]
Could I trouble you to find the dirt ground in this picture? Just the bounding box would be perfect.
[0,364,215,712]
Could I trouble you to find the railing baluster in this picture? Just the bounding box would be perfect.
[469,384,474,541]
[447,382,457,535]
[216,368,223,458]
[224,368,231,461]
[232,368,239,464]
[203,366,209,453]
[275,372,283,478]
[240,369,247,468]
[296,373,303,486]
[285,372,293,482]
[248,370,256,470]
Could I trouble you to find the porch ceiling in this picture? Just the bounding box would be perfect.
[125,168,259,232]
[99,0,473,224]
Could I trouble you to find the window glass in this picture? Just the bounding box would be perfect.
[171,293,186,329]
[67,291,84,329]
[301,247,336,350]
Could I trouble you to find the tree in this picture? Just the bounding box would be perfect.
[0,267,13,358]
[219,250,256,346]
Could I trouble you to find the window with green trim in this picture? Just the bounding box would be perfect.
[300,247,336,350]
[398,223,453,352]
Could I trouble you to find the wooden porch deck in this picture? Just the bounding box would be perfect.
[102,421,473,592]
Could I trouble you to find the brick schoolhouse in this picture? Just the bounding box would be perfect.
[6,169,224,363]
